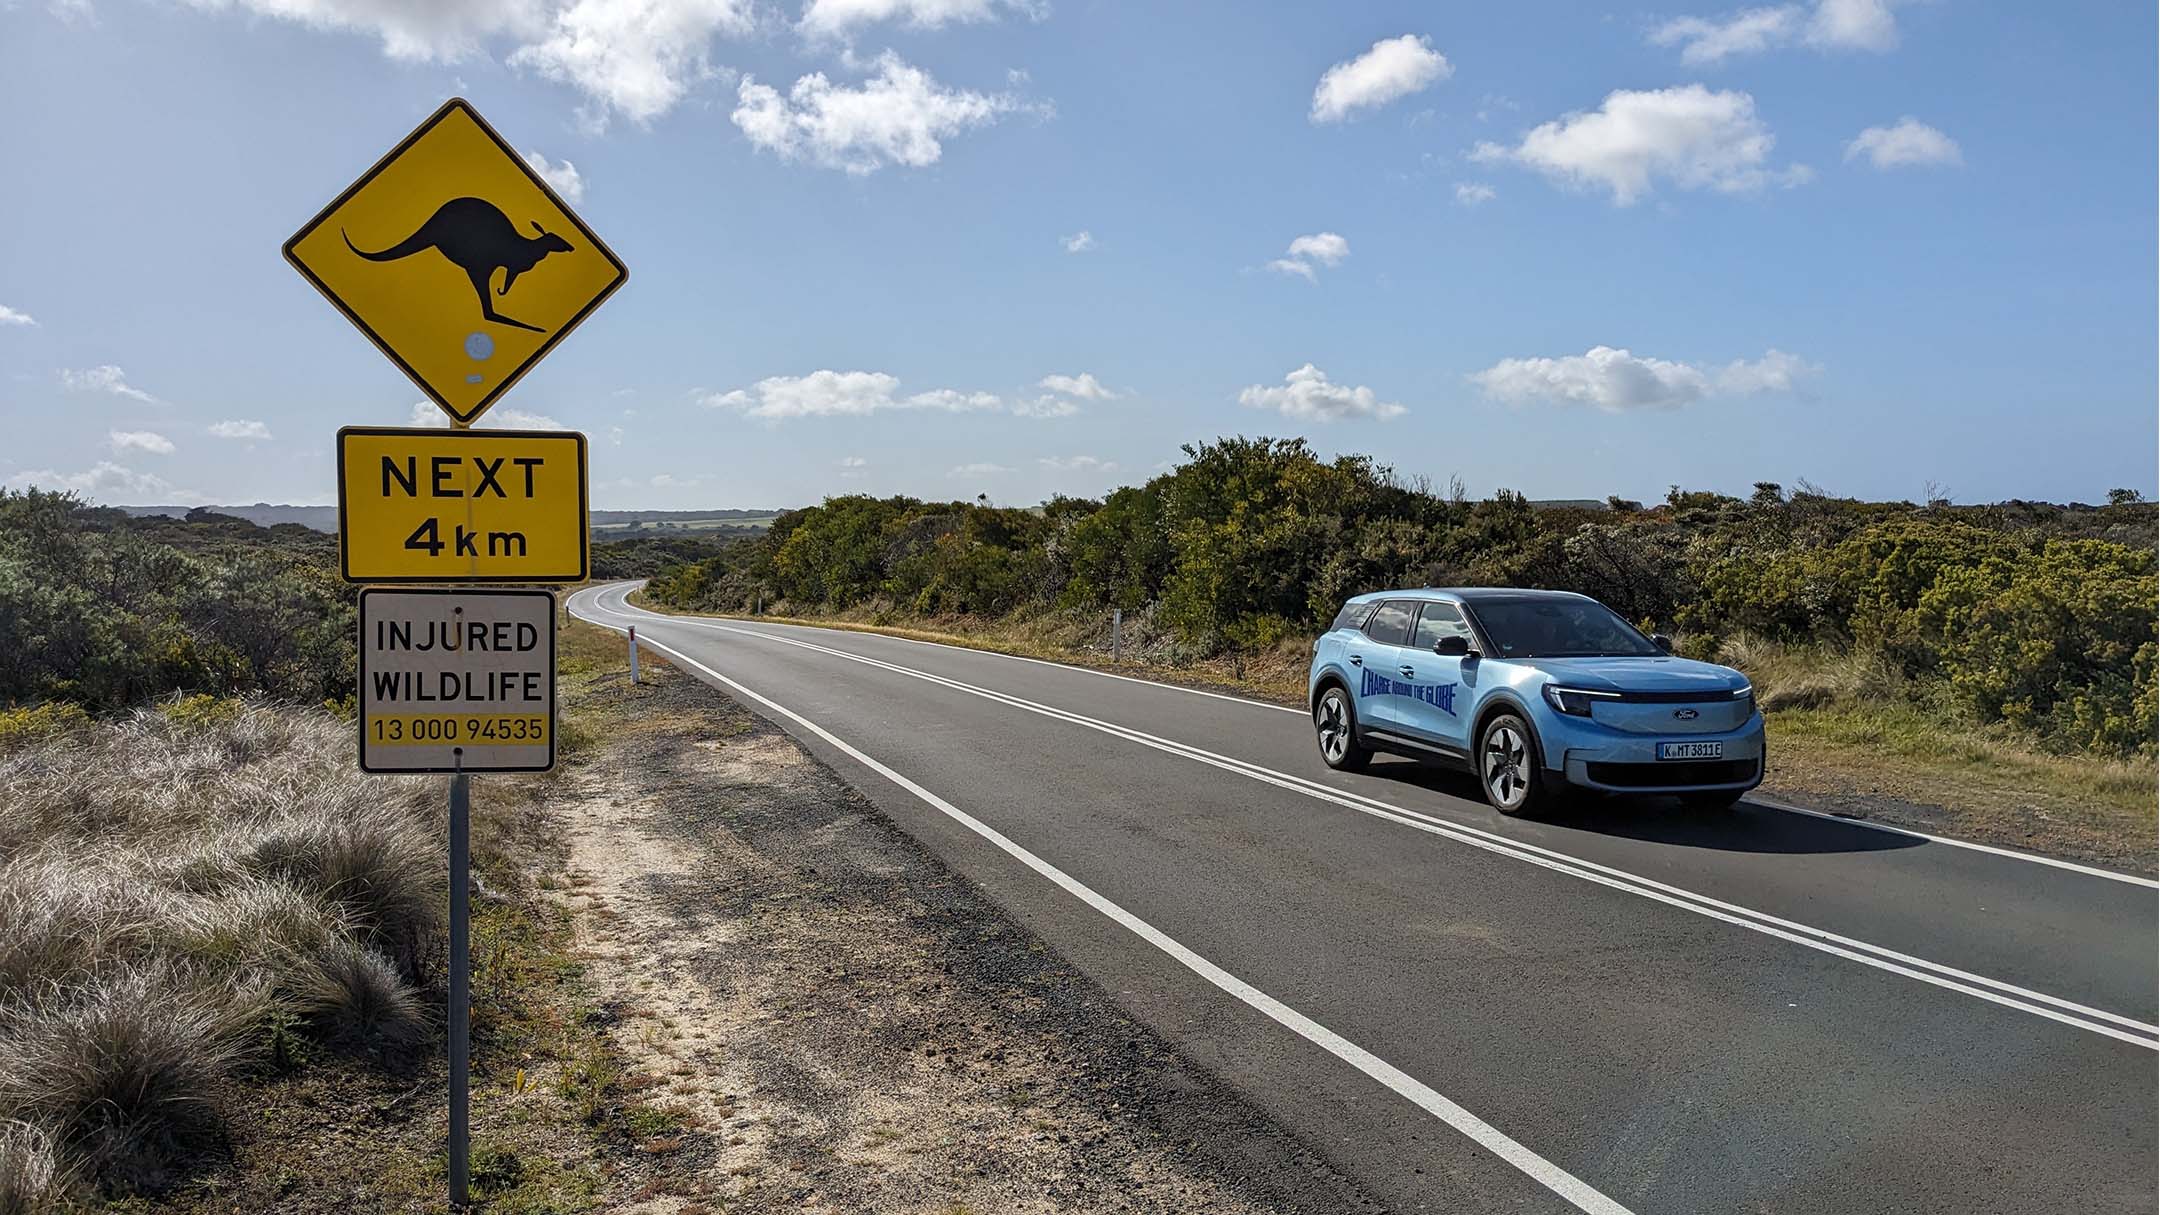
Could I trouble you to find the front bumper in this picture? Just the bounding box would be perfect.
[1552,716,1766,795]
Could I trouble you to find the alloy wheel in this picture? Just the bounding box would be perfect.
[1317,693,1350,763]
[1484,723,1529,809]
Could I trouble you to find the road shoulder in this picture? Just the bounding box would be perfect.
[553,623,1381,1213]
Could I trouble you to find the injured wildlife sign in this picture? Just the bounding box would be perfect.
[359,588,556,774]
[284,97,627,426]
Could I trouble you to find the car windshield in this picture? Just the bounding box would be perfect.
[1468,598,1661,658]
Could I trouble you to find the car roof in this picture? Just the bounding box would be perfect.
[1347,587,1595,605]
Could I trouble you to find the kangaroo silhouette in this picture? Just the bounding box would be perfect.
[344,197,574,334]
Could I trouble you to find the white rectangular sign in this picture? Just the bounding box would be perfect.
[358,588,555,773]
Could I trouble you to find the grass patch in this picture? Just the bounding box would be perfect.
[0,684,675,1209]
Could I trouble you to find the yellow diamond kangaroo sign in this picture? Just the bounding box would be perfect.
[285,98,627,426]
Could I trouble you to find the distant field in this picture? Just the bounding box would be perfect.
[591,515,777,533]
[117,504,786,534]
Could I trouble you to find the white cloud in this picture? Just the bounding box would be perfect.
[948,462,1012,477]
[1238,364,1406,422]
[178,0,548,62]
[60,364,160,403]
[208,419,274,440]
[0,304,35,327]
[837,455,868,478]
[1037,455,1118,473]
[523,149,587,202]
[650,472,705,488]
[1845,117,1962,169]
[1650,0,1900,63]
[1650,7,1800,63]
[109,430,174,455]
[182,0,749,123]
[407,402,568,429]
[608,425,625,445]
[1470,345,1815,411]
[1470,85,1807,205]
[1010,396,1079,418]
[703,370,1002,419]
[1038,372,1117,400]
[732,51,1028,174]
[2,461,202,505]
[1267,231,1349,281]
[1455,182,1496,206]
[799,0,1040,39]
[1310,34,1451,124]
[1060,230,1095,254]
[508,0,753,125]
[1806,0,1899,51]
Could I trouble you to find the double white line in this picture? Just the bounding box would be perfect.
[582,591,2158,1053]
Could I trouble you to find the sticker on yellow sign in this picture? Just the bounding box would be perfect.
[338,427,588,583]
[285,98,627,427]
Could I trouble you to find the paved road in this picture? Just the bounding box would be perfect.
[570,582,2158,1215]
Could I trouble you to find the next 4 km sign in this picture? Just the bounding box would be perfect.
[338,427,588,583]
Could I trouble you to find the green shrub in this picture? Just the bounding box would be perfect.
[639,441,2158,759]
[0,705,89,751]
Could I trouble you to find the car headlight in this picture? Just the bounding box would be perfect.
[1733,684,1755,716]
[1543,685,1618,717]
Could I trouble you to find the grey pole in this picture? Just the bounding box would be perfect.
[627,626,640,683]
[1111,608,1122,664]
[448,757,471,1209]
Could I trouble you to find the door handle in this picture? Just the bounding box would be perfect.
[1348,654,1363,666]
[1399,665,1416,677]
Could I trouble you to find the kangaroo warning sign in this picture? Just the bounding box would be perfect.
[338,426,588,583]
[359,588,556,773]
[284,98,627,426]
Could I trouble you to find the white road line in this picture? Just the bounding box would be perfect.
[606,583,2159,889]
[576,589,2160,1050]
[573,601,1637,1215]
[1746,795,2159,889]
[614,585,1305,716]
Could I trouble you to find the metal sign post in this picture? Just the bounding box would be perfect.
[447,759,471,1207]
[628,626,640,683]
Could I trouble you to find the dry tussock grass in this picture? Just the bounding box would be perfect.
[0,697,443,1203]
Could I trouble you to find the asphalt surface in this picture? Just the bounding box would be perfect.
[571,582,2159,1215]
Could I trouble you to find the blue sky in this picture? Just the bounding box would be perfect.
[1,0,2152,510]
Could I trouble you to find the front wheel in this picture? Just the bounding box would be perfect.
[1314,686,1372,772]
[1478,712,1553,817]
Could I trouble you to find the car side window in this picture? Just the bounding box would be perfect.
[1362,600,1417,646]
[1331,600,1373,632]
[1412,602,1474,650]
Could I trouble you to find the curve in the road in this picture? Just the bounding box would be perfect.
[576,585,2157,1051]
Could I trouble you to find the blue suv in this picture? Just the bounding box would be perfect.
[1308,588,1763,815]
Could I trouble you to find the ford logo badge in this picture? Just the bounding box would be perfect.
[1673,708,1699,720]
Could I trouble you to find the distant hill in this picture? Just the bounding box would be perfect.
[118,505,786,534]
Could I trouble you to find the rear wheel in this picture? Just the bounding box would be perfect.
[1314,686,1372,772]
[1479,712,1552,817]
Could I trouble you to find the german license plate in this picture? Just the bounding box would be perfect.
[1658,741,1724,761]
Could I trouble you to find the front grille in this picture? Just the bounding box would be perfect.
[1609,689,1741,704]
[1585,759,1757,788]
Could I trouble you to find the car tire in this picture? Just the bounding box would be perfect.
[1314,685,1372,772]
[1478,712,1552,817]
[1680,790,1743,812]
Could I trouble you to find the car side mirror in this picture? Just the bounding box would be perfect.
[1652,634,1674,653]
[1434,635,1472,657]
